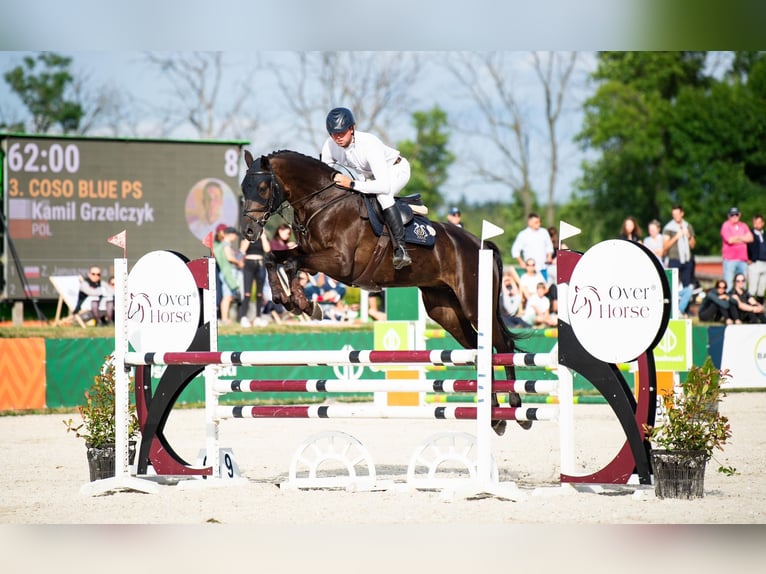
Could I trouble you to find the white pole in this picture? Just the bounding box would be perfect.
[113,258,129,478]
[475,248,494,484]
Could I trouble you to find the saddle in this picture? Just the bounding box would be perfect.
[361,195,436,248]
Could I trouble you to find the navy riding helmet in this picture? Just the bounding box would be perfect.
[326,107,355,135]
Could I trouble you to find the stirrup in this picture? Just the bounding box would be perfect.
[392,247,412,270]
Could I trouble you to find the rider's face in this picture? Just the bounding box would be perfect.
[331,127,354,148]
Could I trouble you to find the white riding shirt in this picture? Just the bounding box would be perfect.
[321,130,410,209]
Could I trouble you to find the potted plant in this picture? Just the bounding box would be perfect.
[64,355,140,481]
[643,356,735,499]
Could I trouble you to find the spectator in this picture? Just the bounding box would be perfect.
[729,272,766,324]
[720,206,753,291]
[663,205,696,317]
[747,213,766,303]
[303,272,349,321]
[521,282,558,328]
[619,216,643,243]
[367,292,386,321]
[500,270,530,329]
[546,226,560,286]
[511,213,554,282]
[270,223,297,252]
[697,281,736,325]
[99,276,116,325]
[214,227,244,325]
[74,266,107,326]
[447,207,463,228]
[518,258,546,303]
[237,231,271,327]
[643,219,665,265]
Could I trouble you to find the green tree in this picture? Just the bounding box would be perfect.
[397,106,455,210]
[3,52,84,134]
[576,51,766,255]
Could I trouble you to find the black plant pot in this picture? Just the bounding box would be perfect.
[86,442,137,482]
[651,450,708,499]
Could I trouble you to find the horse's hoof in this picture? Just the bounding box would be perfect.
[516,420,533,430]
[309,302,323,321]
[491,420,506,436]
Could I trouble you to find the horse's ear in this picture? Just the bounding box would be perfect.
[259,155,269,170]
[244,149,254,168]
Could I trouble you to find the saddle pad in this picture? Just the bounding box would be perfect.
[365,198,436,248]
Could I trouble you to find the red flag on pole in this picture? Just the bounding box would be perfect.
[107,230,127,258]
[202,231,214,255]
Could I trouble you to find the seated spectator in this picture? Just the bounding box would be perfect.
[729,273,766,324]
[74,266,107,326]
[500,271,530,329]
[522,282,558,328]
[99,276,116,325]
[303,272,350,321]
[697,281,736,325]
[519,259,546,303]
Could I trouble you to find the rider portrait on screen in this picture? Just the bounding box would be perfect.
[320,107,413,269]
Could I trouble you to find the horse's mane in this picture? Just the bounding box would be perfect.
[268,149,332,171]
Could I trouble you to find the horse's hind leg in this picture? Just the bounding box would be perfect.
[420,287,507,436]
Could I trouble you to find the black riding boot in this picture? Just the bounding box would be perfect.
[382,205,412,269]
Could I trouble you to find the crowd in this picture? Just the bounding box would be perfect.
[497,206,766,328]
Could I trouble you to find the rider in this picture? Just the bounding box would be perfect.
[320,107,412,269]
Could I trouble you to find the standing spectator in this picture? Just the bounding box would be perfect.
[643,219,665,265]
[214,227,244,325]
[546,226,561,286]
[747,213,766,303]
[729,273,766,324]
[720,206,753,291]
[237,232,271,327]
[447,207,463,228]
[619,216,643,243]
[511,213,554,282]
[698,281,736,325]
[74,266,106,326]
[663,205,696,316]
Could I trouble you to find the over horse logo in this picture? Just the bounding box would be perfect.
[127,292,152,322]
[570,285,600,318]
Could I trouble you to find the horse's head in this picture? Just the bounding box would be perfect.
[240,150,283,241]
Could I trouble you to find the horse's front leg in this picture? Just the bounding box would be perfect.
[265,253,295,312]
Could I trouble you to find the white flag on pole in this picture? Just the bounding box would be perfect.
[481,220,504,245]
[559,220,581,245]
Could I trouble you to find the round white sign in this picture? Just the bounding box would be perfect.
[568,240,669,363]
[127,251,201,353]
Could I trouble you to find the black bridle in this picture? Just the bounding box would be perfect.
[241,169,284,229]
[242,165,345,236]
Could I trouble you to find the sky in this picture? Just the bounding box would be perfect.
[0,2,761,207]
[0,50,596,208]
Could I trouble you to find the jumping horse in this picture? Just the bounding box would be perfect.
[240,149,528,434]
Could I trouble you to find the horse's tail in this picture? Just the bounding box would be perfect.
[486,240,526,353]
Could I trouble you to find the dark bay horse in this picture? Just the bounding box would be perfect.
[240,149,527,434]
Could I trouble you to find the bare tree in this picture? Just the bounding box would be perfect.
[445,52,534,215]
[267,52,422,153]
[445,51,580,223]
[532,51,578,224]
[143,52,259,140]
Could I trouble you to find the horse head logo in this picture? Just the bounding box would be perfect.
[127,292,152,322]
[570,285,600,318]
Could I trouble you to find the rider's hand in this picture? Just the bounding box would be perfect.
[333,173,354,188]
